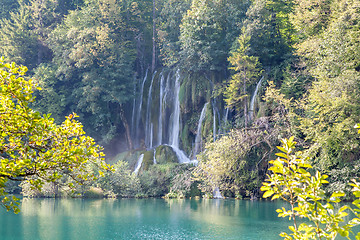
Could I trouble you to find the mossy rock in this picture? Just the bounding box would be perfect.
[155,145,178,164]
[142,150,155,171]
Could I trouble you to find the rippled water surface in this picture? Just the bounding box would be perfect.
[0,198,294,240]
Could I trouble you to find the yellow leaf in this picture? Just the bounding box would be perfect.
[263,190,274,198]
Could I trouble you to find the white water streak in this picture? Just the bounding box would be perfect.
[249,76,264,121]
[193,103,208,158]
[170,69,181,148]
[145,71,156,148]
[158,72,165,146]
[134,154,144,174]
[135,70,149,146]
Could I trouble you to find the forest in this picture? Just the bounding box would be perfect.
[0,0,360,201]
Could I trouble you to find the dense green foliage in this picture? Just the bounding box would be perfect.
[1,0,360,210]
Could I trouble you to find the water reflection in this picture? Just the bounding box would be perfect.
[0,198,292,240]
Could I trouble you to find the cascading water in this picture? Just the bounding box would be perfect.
[213,104,217,142]
[193,102,208,158]
[132,68,226,164]
[145,71,157,149]
[134,154,144,174]
[130,76,137,141]
[150,123,153,149]
[211,97,222,142]
[153,149,157,164]
[224,108,229,123]
[168,69,191,163]
[135,69,149,147]
[213,187,224,199]
[158,72,165,146]
[249,76,264,122]
[169,70,181,148]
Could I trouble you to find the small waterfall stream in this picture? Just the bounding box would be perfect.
[130,76,137,141]
[158,72,165,146]
[135,69,149,147]
[213,187,224,199]
[134,154,144,174]
[193,102,208,158]
[169,69,181,148]
[249,76,263,122]
[224,108,229,122]
[168,69,191,163]
[153,149,157,164]
[145,71,157,149]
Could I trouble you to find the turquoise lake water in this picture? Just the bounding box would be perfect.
[0,198,298,240]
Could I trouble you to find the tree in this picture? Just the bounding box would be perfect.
[0,0,19,20]
[242,0,294,67]
[0,58,110,213]
[290,0,332,40]
[46,0,138,147]
[29,0,60,65]
[296,0,360,170]
[157,0,191,67]
[0,3,38,69]
[0,0,60,69]
[179,0,248,72]
[225,32,262,126]
[194,125,275,198]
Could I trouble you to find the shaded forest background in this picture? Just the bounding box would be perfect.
[1,0,360,198]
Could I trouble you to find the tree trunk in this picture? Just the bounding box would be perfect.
[151,0,156,72]
[119,104,133,150]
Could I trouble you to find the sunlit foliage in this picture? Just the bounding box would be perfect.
[0,58,110,212]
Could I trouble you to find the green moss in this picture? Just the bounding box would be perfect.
[142,150,154,171]
[155,145,178,164]
[181,124,192,155]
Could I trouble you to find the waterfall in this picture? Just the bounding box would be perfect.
[158,72,165,146]
[213,104,217,142]
[249,76,263,122]
[168,69,190,163]
[150,123,153,149]
[145,71,156,149]
[193,102,208,158]
[153,149,157,164]
[224,108,229,122]
[130,76,137,141]
[213,187,224,199]
[169,69,181,147]
[134,154,144,174]
[135,69,149,147]
[131,68,197,164]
